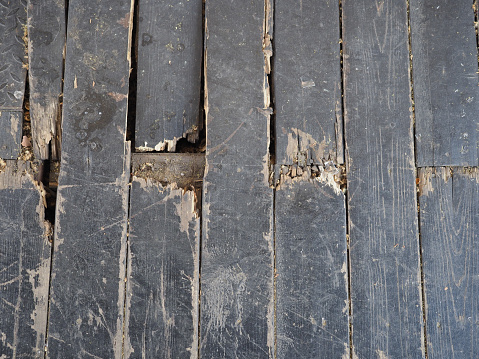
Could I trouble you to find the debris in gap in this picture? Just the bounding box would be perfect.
[20,84,34,162]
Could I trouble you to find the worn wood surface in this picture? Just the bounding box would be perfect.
[274,0,342,165]
[135,0,203,152]
[275,176,349,358]
[27,0,66,160]
[1,0,479,356]
[0,161,51,357]
[126,179,199,358]
[204,1,270,166]
[419,167,479,358]
[0,111,22,160]
[342,0,424,357]
[200,1,274,357]
[201,167,273,358]
[0,0,27,159]
[410,0,478,167]
[46,1,132,357]
[132,152,205,189]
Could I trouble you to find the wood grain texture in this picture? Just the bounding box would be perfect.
[274,0,343,165]
[342,0,424,357]
[54,0,132,186]
[0,161,51,357]
[0,0,27,159]
[126,179,199,359]
[418,167,479,358]
[410,0,478,166]
[201,2,273,356]
[135,0,202,152]
[275,177,349,358]
[27,0,66,160]
[204,0,270,167]
[0,0,27,110]
[46,0,133,357]
[201,166,273,358]
[131,153,205,189]
[0,111,22,159]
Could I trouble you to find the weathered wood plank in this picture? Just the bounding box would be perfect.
[0,111,22,159]
[411,0,478,166]
[46,0,133,357]
[27,0,66,160]
[418,167,479,358]
[204,1,270,166]
[51,0,132,186]
[135,0,203,152]
[342,0,424,357]
[131,152,205,189]
[201,166,273,358]
[125,179,199,358]
[200,1,274,357]
[0,161,51,357]
[0,0,27,159]
[274,0,342,165]
[275,172,349,358]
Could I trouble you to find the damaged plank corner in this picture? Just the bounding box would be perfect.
[0,160,52,357]
[273,0,342,166]
[273,159,345,196]
[134,0,203,153]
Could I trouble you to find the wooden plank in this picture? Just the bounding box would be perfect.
[342,0,424,357]
[0,160,51,357]
[200,1,274,357]
[204,1,270,166]
[135,0,203,152]
[131,152,205,189]
[275,170,349,358]
[125,179,199,358]
[418,167,479,358]
[0,111,22,159]
[0,0,27,159]
[274,0,343,165]
[27,0,66,160]
[201,166,273,358]
[46,0,133,357]
[410,0,478,167]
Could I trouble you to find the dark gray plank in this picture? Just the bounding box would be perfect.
[0,161,51,357]
[342,0,424,357]
[27,0,66,160]
[274,0,342,165]
[135,0,202,152]
[201,166,273,358]
[410,0,478,166]
[53,0,132,186]
[0,0,27,159]
[0,111,22,159]
[204,0,270,167]
[275,171,349,358]
[418,167,479,358]
[125,179,199,358]
[200,1,274,357]
[46,1,132,357]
